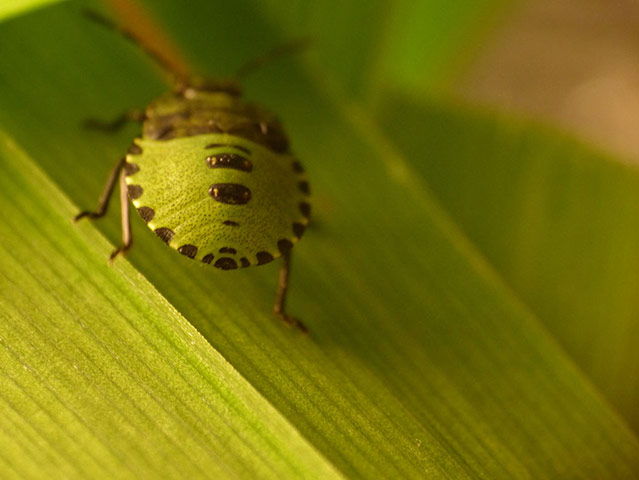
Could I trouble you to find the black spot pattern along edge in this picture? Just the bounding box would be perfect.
[178,244,198,258]
[154,227,174,244]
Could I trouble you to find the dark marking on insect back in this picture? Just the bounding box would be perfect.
[219,247,237,255]
[142,96,289,152]
[137,206,155,223]
[124,162,139,176]
[299,201,311,218]
[154,227,174,244]
[292,160,304,173]
[127,143,142,155]
[278,239,293,255]
[178,244,198,258]
[205,143,251,155]
[206,153,253,172]
[209,183,251,205]
[240,257,250,268]
[298,181,310,195]
[215,257,238,270]
[222,220,239,227]
[127,184,143,199]
[202,253,215,264]
[257,251,274,265]
[156,125,175,139]
[293,222,306,238]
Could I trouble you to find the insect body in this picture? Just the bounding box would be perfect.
[126,88,310,270]
[75,12,310,332]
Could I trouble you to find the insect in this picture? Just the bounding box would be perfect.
[75,11,310,332]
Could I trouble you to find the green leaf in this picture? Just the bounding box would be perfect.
[377,91,639,432]
[370,0,510,96]
[0,1,638,478]
[0,133,341,478]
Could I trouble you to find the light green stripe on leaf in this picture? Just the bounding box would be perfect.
[0,0,65,22]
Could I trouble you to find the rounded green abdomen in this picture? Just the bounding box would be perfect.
[124,133,309,269]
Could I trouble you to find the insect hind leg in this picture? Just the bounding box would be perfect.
[74,157,133,261]
[109,168,133,261]
[273,251,308,334]
[74,157,125,221]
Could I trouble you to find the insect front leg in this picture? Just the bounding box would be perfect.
[84,108,145,132]
[74,157,125,221]
[273,252,308,334]
[109,168,133,261]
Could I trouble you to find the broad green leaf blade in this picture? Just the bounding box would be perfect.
[378,91,639,431]
[1,2,639,479]
[0,133,342,478]
[371,0,509,96]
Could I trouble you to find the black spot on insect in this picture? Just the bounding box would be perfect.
[209,183,251,205]
[205,143,251,155]
[215,257,238,270]
[202,253,214,264]
[178,244,198,258]
[240,257,250,268]
[127,184,143,199]
[299,201,311,218]
[298,181,310,195]
[154,227,174,244]
[222,220,239,227]
[137,206,155,223]
[278,239,293,255]
[293,222,306,239]
[292,160,304,173]
[127,143,142,155]
[219,247,237,254]
[206,153,253,172]
[124,162,139,176]
[256,251,274,265]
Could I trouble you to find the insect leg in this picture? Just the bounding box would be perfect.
[109,168,133,261]
[273,252,308,334]
[84,109,145,132]
[74,157,125,221]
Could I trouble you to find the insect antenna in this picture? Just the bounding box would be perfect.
[83,9,188,83]
[234,37,313,79]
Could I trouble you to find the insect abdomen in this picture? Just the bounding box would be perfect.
[124,134,309,269]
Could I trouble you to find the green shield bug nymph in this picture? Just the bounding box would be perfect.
[75,11,310,333]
